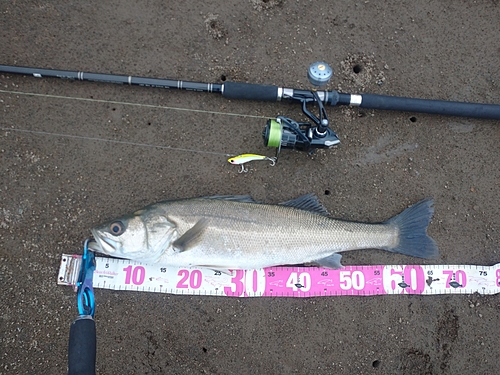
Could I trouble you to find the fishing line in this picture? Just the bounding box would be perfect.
[0,126,233,156]
[0,89,272,156]
[0,89,271,119]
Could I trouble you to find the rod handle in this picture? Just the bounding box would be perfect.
[359,93,500,120]
[222,81,279,101]
[68,316,96,375]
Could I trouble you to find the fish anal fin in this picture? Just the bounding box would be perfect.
[311,253,343,269]
[172,218,208,252]
[280,193,329,215]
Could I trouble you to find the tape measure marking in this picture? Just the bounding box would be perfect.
[57,254,500,297]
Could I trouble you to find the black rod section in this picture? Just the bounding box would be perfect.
[0,64,222,93]
[68,316,96,375]
[222,81,279,101]
[357,93,500,120]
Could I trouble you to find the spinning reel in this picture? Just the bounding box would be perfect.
[262,62,340,157]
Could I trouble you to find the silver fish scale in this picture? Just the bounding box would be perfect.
[91,196,437,269]
[155,198,397,268]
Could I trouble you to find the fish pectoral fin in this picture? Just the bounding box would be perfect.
[312,253,343,269]
[172,218,208,252]
[279,193,329,216]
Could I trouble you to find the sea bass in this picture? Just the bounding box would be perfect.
[89,194,438,270]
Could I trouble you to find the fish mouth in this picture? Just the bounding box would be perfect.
[90,229,117,255]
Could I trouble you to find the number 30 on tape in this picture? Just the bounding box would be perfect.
[58,254,500,297]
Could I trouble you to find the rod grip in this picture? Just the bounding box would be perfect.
[359,93,500,120]
[222,81,279,101]
[68,316,96,375]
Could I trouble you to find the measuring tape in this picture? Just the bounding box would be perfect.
[58,254,500,297]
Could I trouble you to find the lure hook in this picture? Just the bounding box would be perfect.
[267,157,277,166]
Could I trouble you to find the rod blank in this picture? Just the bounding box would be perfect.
[0,64,222,93]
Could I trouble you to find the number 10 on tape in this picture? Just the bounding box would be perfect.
[58,255,500,297]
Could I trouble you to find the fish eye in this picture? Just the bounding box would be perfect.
[109,221,125,236]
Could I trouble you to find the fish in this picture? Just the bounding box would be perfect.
[89,194,439,270]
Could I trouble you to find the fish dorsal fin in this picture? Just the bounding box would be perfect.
[172,218,208,252]
[279,194,329,215]
[203,195,258,203]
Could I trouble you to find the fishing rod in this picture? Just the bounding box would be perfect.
[1,63,499,157]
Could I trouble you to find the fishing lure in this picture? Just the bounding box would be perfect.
[228,153,277,173]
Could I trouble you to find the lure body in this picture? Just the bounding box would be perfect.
[227,154,276,173]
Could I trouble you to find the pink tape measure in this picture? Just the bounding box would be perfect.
[58,254,500,297]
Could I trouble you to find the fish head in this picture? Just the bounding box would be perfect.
[90,209,177,263]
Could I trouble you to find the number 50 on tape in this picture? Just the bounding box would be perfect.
[58,254,500,297]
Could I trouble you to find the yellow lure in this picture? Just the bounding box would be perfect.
[228,154,277,173]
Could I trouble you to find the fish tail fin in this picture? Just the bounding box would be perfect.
[385,198,439,259]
